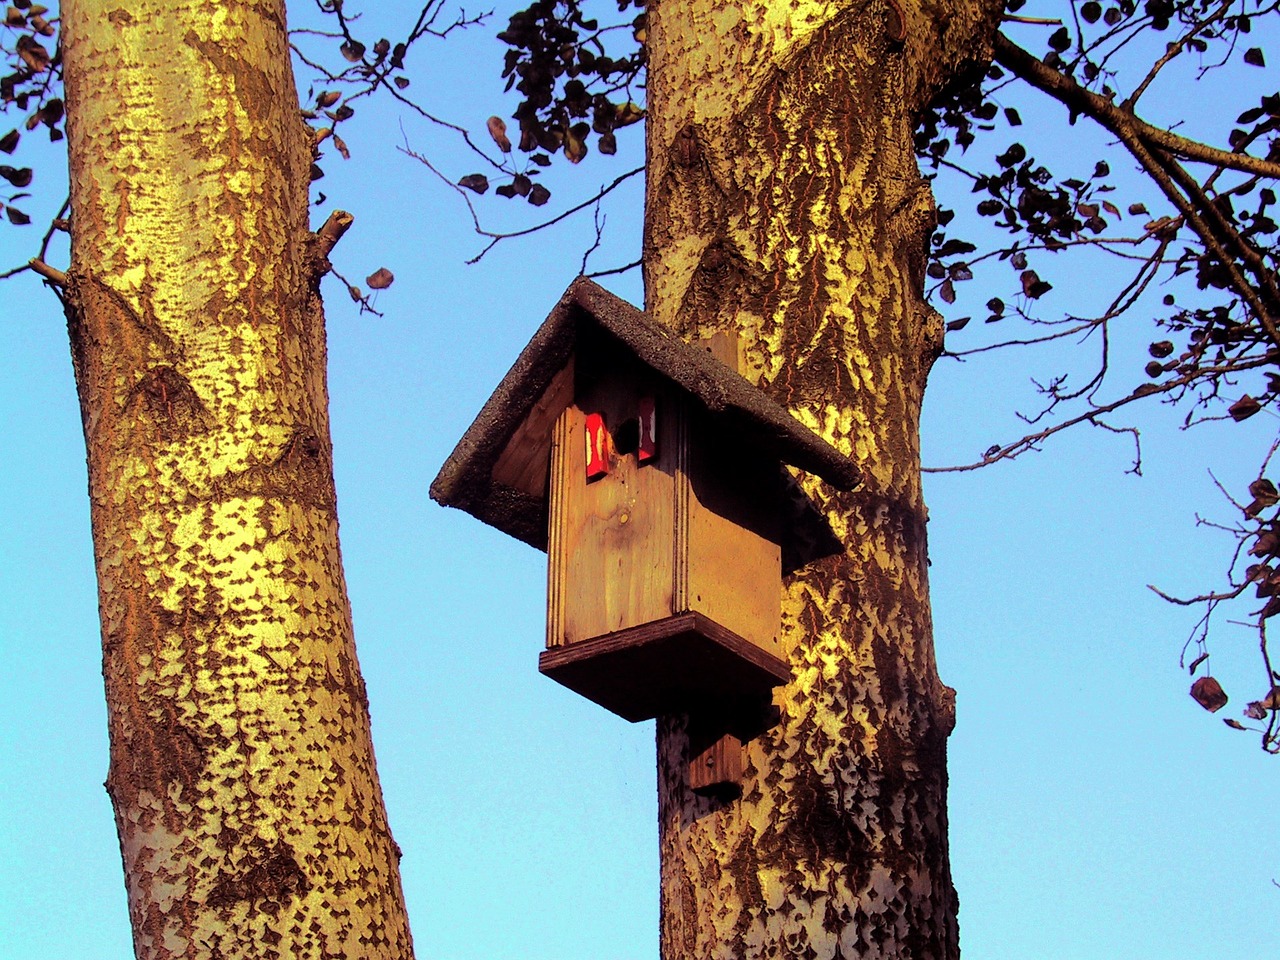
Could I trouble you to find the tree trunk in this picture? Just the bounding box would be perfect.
[643,1,1003,956]
[61,2,414,957]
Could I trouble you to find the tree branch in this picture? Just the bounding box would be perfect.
[28,258,65,286]
[993,32,1280,182]
[992,32,1280,349]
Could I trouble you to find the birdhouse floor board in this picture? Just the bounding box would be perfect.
[537,612,789,723]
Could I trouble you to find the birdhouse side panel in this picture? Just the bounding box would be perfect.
[546,380,683,647]
[682,430,784,658]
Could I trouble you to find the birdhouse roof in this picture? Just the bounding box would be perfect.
[430,277,860,552]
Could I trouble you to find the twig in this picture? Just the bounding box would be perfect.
[28,258,66,286]
[585,258,642,280]
[315,209,355,260]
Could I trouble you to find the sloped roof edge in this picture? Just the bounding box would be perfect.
[430,278,860,547]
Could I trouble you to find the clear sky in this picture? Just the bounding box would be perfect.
[1,3,1275,959]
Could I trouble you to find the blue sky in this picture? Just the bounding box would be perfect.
[1,3,1276,958]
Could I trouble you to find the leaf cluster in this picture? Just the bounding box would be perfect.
[1,1,61,227]
[917,0,1279,749]
[458,0,644,205]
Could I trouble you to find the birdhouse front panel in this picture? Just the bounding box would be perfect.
[543,332,785,674]
[546,359,682,648]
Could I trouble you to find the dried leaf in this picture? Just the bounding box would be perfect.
[366,267,394,290]
[564,125,588,164]
[16,35,49,73]
[340,40,366,63]
[1251,530,1280,558]
[393,77,410,90]
[332,134,349,160]
[1223,718,1247,730]
[1188,652,1209,675]
[347,284,362,302]
[487,116,512,153]
[1243,47,1265,67]
[939,279,955,304]
[0,165,32,188]
[0,129,17,154]
[1229,395,1261,421]
[946,317,970,332]
[1243,701,1267,721]
[1249,478,1278,506]
[614,102,645,128]
[1258,686,1280,710]
[317,91,341,108]
[528,183,551,206]
[458,174,489,194]
[1020,270,1052,299]
[1190,675,1228,712]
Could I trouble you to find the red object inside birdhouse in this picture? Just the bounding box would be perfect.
[585,412,609,480]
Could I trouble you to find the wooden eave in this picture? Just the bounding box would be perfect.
[429,277,861,552]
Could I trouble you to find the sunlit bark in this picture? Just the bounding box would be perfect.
[61,2,413,957]
[644,1,1004,956]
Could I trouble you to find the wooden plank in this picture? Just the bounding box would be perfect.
[545,404,572,648]
[491,360,574,498]
[688,731,743,796]
[684,425,783,658]
[553,371,679,645]
[538,612,789,722]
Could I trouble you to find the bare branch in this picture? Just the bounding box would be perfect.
[28,258,65,286]
[993,32,1280,183]
[315,209,355,261]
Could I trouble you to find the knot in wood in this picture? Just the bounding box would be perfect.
[886,0,907,44]
[673,125,701,168]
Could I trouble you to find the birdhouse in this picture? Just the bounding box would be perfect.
[431,279,859,729]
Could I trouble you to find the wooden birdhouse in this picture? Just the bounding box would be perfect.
[431,279,859,737]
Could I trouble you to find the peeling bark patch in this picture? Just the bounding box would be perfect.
[788,764,871,873]
[183,31,276,122]
[108,713,208,807]
[207,840,311,914]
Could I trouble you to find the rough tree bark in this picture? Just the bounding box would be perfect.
[643,1,1003,956]
[61,2,414,957]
